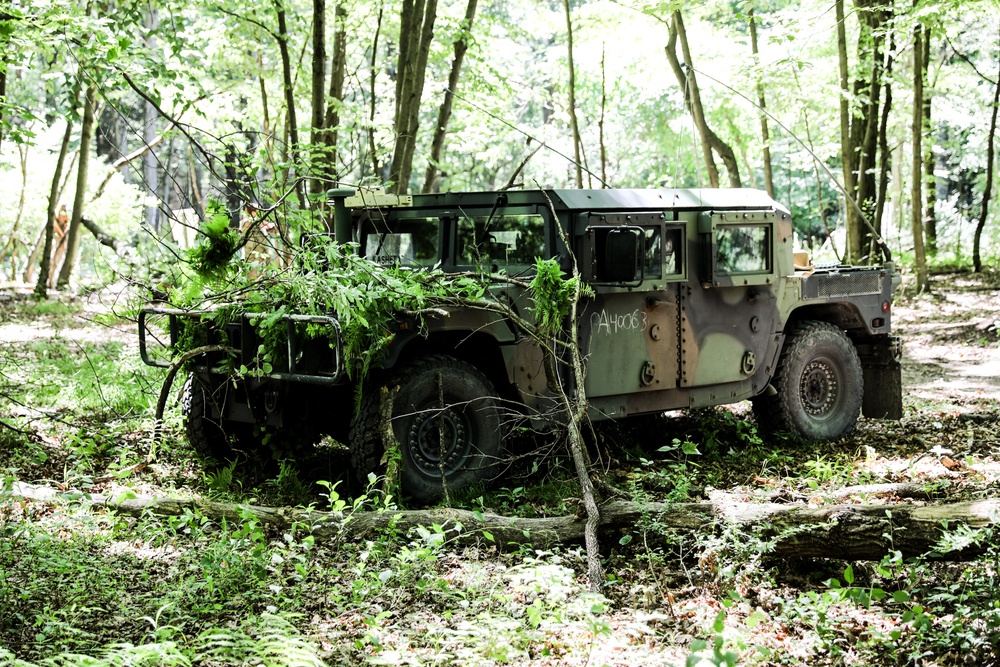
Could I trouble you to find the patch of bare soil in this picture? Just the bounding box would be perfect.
[896,274,1000,409]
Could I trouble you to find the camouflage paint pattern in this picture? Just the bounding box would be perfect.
[146,187,901,432]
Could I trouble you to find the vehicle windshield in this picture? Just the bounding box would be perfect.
[361,210,547,273]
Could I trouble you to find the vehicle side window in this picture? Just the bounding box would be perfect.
[664,226,683,277]
[642,227,662,279]
[716,224,771,274]
[456,213,546,272]
[364,217,439,267]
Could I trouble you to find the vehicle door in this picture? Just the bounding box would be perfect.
[680,210,783,392]
[577,212,686,406]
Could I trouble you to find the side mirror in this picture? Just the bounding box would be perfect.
[603,228,641,283]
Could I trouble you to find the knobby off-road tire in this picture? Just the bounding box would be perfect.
[350,355,503,504]
[753,320,863,441]
[180,374,233,461]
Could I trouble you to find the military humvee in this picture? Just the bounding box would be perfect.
[140,187,902,502]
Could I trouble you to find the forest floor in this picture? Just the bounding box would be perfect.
[1,271,999,667]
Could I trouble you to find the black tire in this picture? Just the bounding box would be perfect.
[754,321,863,441]
[349,355,503,504]
[180,374,234,461]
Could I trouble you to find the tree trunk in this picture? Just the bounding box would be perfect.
[873,35,895,255]
[839,0,889,264]
[973,28,1000,273]
[13,482,1000,562]
[309,0,326,199]
[599,44,607,188]
[322,4,348,187]
[368,8,383,180]
[143,6,160,232]
[389,0,438,194]
[853,50,881,261]
[421,0,478,194]
[0,144,29,278]
[911,20,930,291]
[34,96,79,296]
[748,7,774,198]
[664,11,740,188]
[258,52,272,162]
[56,84,97,289]
[0,58,6,152]
[563,0,584,188]
[835,0,856,259]
[923,26,936,256]
[274,0,304,207]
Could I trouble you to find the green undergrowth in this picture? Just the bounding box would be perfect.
[3,283,1000,665]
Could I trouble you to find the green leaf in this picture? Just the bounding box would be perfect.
[681,440,701,456]
[892,590,911,603]
[712,609,726,633]
[843,565,854,585]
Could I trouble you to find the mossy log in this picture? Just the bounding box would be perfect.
[8,482,995,561]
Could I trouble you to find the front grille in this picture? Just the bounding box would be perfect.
[807,271,882,299]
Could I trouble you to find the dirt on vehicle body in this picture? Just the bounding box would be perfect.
[141,188,903,502]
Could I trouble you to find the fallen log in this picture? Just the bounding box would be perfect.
[7,482,996,561]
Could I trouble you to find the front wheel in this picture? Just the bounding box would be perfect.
[180,374,234,461]
[350,355,503,504]
[753,321,863,440]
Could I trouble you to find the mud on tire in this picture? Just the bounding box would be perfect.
[753,320,863,441]
[349,355,503,504]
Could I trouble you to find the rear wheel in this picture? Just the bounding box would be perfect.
[350,355,503,504]
[754,321,863,440]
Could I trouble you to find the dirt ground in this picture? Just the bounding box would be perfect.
[896,274,1000,407]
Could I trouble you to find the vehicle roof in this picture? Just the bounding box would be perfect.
[407,188,787,213]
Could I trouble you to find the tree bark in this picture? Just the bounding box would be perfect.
[274,0,304,207]
[599,44,607,188]
[838,0,890,264]
[321,4,347,187]
[922,26,936,256]
[33,91,79,296]
[421,0,478,194]
[0,57,6,152]
[873,34,895,255]
[143,5,161,232]
[748,6,774,198]
[0,144,29,278]
[911,20,930,291]
[368,7,383,180]
[12,482,1000,562]
[664,10,740,188]
[56,84,97,288]
[563,0,584,188]
[973,27,1000,273]
[309,0,326,199]
[835,0,856,257]
[389,0,438,194]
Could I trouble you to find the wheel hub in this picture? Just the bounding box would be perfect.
[800,360,838,416]
[408,408,472,477]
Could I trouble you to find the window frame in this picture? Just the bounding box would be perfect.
[698,210,778,288]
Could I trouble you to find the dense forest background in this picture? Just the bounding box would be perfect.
[0,0,998,292]
[3,2,1000,665]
